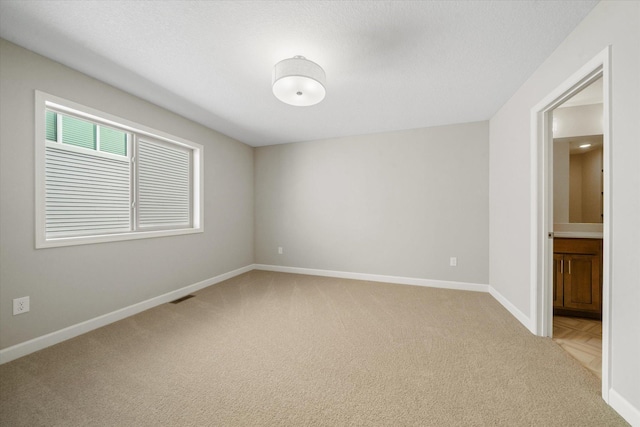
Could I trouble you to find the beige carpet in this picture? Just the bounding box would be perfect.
[0,271,627,426]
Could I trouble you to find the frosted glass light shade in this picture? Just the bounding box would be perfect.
[272,56,326,106]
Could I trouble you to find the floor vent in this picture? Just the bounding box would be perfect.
[170,295,195,304]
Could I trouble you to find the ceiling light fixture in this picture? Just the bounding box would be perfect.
[579,143,592,148]
[272,55,326,107]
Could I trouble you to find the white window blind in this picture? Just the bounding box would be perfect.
[137,138,191,229]
[45,144,131,238]
[36,91,203,248]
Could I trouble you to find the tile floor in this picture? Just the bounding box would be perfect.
[553,315,602,379]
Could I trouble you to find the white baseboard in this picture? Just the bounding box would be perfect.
[1,264,534,366]
[255,264,537,331]
[3,263,489,364]
[609,388,640,427]
[488,286,534,333]
[0,264,253,365]
[254,264,490,293]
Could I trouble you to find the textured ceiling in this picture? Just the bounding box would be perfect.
[0,1,598,147]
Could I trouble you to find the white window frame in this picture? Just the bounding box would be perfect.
[35,90,204,248]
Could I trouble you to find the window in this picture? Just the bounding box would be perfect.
[35,91,203,248]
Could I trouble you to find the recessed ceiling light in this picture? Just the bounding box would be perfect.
[579,143,592,148]
[272,56,326,107]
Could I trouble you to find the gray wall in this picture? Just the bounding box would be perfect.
[255,122,489,284]
[0,40,254,349]
[490,1,640,412]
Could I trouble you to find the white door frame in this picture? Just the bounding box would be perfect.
[530,46,612,401]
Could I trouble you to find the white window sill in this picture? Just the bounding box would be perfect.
[36,227,204,249]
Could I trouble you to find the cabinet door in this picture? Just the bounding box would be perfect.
[553,254,564,308]
[563,254,600,312]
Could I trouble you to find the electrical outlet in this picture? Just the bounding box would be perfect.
[278,246,283,255]
[449,257,457,267]
[13,296,30,315]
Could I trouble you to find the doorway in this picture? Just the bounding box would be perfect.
[550,77,604,379]
[531,47,611,401]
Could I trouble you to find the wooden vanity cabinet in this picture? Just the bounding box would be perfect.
[553,238,602,319]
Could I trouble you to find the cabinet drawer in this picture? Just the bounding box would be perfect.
[554,238,602,255]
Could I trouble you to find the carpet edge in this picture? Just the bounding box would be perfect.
[0,264,254,364]
[488,285,534,333]
[254,263,489,292]
[609,388,640,427]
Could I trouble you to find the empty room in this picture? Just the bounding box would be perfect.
[0,1,638,426]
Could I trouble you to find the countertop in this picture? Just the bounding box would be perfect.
[554,223,603,239]
[554,231,603,239]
